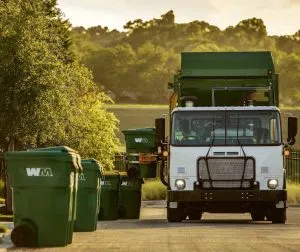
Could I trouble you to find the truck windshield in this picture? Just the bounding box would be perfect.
[171,110,281,146]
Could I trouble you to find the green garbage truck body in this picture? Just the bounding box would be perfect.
[158,52,298,223]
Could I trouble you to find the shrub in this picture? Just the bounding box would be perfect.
[142,179,166,201]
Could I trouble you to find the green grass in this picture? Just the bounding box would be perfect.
[0,225,8,233]
[106,104,168,109]
[280,106,300,110]
[287,182,300,203]
[142,180,300,203]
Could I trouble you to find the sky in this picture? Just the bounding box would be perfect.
[57,0,300,35]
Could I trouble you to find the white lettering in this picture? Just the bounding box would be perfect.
[79,174,85,181]
[26,168,41,176]
[100,181,111,186]
[134,138,148,143]
[26,168,53,177]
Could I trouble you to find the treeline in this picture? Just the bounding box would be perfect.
[71,10,300,105]
[0,0,119,169]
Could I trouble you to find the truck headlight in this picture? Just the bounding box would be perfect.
[267,179,278,189]
[175,179,186,190]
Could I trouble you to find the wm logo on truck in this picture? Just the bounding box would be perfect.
[134,138,148,143]
[26,168,53,177]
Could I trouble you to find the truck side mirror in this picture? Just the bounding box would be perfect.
[155,118,165,146]
[287,116,297,145]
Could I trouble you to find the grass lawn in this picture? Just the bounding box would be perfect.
[106,104,168,109]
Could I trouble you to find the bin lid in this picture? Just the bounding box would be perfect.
[119,171,127,177]
[122,127,156,135]
[81,159,103,175]
[27,146,76,153]
[102,170,120,177]
[5,146,83,172]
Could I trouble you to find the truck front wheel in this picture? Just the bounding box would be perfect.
[251,212,265,221]
[188,211,203,221]
[167,205,184,222]
[270,208,286,224]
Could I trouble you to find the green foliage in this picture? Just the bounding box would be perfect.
[287,183,300,203]
[71,11,300,106]
[0,225,7,233]
[142,179,167,201]
[0,0,119,168]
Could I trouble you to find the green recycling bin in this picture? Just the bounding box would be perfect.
[118,172,143,219]
[99,171,120,220]
[5,146,82,247]
[74,159,102,232]
[122,128,157,153]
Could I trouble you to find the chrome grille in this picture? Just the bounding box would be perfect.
[198,157,255,189]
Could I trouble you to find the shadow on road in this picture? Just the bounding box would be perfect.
[99,218,276,230]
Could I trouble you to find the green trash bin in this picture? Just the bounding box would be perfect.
[99,171,120,220]
[5,146,82,247]
[27,146,82,245]
[122,128,157,153]
[118,172,143,219]
[74,159,102,232]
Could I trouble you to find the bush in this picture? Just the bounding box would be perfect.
[142,179,166,201]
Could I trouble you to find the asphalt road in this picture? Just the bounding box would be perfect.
[1,204,300,251]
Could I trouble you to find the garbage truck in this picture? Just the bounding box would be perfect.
[155,51,298,223]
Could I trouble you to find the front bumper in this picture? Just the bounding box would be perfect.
[167,189,287,202]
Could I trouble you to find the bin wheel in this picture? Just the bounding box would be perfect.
[11,221,37,247]
[270,208,286,224]
[118,206,126,219]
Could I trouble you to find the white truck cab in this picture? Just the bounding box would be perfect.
[156,52,298,223]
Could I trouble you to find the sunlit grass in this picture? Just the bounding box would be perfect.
[287,182,300,203]
[0,225,7,233]
[280,106,300,110]
[106,104,168,109]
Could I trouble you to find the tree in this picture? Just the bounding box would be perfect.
[0,0,119,168]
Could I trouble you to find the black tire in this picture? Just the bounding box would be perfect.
[167,206,183,222]
[251,212,265,221]
[11,222,37,247]
[188,211,203,221]
[271,208,286,224]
